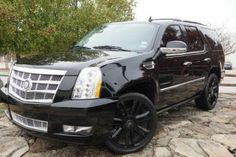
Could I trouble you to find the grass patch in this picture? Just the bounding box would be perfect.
[0,104,5,113]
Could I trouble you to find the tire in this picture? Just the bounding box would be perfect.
[105,93,157,154]
[195,73,219,110]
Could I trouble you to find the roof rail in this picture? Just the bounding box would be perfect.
[182,20,205,26]
[148,17,182,22]
[148,17,205,26]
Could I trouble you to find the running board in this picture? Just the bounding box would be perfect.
[156,95,200,114]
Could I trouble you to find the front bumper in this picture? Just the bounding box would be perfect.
[0,89,117,145]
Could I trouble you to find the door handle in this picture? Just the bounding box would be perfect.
[204,58,211,62]
[183,61,192,66]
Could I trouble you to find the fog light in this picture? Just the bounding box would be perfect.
[63,125,75,133]
[75,126,93,134]
[63,125,93,134]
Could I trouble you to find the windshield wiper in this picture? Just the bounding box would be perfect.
[93,45,131,52]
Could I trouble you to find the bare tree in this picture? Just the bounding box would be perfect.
[216,27,236,55]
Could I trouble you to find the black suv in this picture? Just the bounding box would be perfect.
[0,19,225,154]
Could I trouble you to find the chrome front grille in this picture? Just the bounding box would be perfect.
[11,111,48,132]
[9,66,66,103]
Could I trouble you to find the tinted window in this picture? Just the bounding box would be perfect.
[161,25,184,47]
[184,26,204,51]
[77,23,158,52]
[200,28,222,50]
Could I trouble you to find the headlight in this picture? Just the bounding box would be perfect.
[72,67,102,99]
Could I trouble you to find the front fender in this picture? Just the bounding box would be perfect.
[99,52,159,99]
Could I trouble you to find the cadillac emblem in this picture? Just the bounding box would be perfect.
[22,79,32,91]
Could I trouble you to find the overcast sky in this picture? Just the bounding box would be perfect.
[134,0,236,33]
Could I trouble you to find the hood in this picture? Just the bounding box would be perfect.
[15,48,140,75]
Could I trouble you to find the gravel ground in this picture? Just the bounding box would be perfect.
[0,93,236,157]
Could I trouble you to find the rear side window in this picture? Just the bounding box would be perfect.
[200,28,222,50]
[161,25,184,47]
[184,26,204,51]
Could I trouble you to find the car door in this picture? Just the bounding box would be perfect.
[182,25,209,94]
[156,25,194,108]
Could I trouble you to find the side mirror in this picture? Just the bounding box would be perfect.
[160,41,187,55]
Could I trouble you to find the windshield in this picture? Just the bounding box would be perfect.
[76,23,158,52]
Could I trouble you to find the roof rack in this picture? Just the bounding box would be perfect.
[182,20,205,26]
[148,17,205,26]
[148,17,182,22]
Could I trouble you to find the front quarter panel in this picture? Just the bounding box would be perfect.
[100,52,158,99]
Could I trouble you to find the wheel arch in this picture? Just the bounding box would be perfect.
[209,66,221,81]
[116,78,160,107]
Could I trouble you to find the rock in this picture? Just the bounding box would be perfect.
[167,120,192,129]
[24,146,79,157]
[169,138,234,157]
[197,111,215,118]
[168,130,181,138]
[210,116,230,123]
[0,116,12,127]
[154,127,169,139]
[214,113,235,121]
[21,132,37,146]
[233,119,236,126]
[154,147,171,157]
[172,155,184,157]
[156,136,172,146]
[209,122,236,134]
[212,134,236,150]
[190,117,211,123]
[28,138,36,145]
[0,126,22,137]
[11,145,29,157]
[180,123,215,138]
[0,137,28,156]
[136,147,155,157]
[178,127,207,139]
[198,139,233,157]
[30,138,67,153]
[169,138,207,157]
[230,149,236,156]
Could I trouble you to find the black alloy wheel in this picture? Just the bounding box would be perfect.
[207,76,219,106]
[105,93,157,154]
[195,73,219,110]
